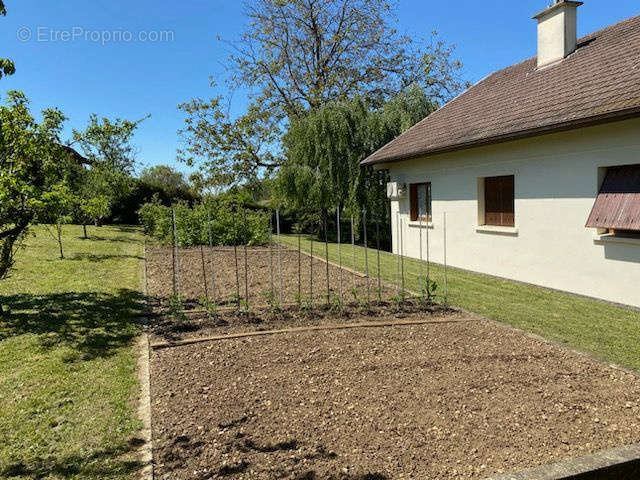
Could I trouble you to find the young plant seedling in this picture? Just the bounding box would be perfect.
[263,289,281,314]
[420,278,439,307]
[168,294,187,324]
[329,293,344,314]
[199,295,219,320]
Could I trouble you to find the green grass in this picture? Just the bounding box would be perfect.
[0,225,145,480]
[280,234,640,371]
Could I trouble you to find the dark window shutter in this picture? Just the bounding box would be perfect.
[485,175,515,227]
[409,184,418,221]
[502,176,515,227]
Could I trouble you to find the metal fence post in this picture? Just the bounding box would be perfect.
[310,234,314,307]
[363,208,370,304]
[297,230,302,306]
[324,211,330,306]
[172,208,178,297]
[419,214,424,293]
[207,211,216,302]
[269,212,274,298]
[376,217,382,302]
[243,208,249,309]
[444,211,448,304]
[351,215,356,295]
[400,217,405,299]
[337,207,343,304]
[276,209,283,305]
[200,244,209,301]
[395,211,401,295]
[233,205,240,308]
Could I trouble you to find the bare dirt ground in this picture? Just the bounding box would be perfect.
[150,317,640,480]
[148,300,454,344]
[146,246,396,308]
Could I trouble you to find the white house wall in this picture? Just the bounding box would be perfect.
[386,118,640,308]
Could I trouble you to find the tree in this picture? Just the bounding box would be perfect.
[178,97,282,189]
[277,84,435,244]
[0,91,66,281]
[227,0,464,117]
[40,183,75,259]
[0,1,16,79]
[182,0,465,187]
[70,113,148,229]
[81,195,110,228]
[139,165,191,199]
[72,114,148,174]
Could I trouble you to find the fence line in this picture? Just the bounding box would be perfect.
[156,203,450,313]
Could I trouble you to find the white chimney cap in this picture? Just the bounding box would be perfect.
[533,1,583,68]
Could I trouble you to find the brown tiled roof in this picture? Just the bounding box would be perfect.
[362,14,640,166]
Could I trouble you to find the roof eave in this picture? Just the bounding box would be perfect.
[361,106,640,167]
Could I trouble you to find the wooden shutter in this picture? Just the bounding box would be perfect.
[485,175,515,227]
[409,184,418,221]
[586,165,640,231]
[501,176,515,227]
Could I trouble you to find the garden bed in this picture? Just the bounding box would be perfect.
[146,246,399,309]
[150,317,640,479]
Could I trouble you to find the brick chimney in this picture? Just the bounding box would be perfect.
[533,1,583,68]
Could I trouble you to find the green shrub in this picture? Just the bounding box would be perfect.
[138,197,270,247]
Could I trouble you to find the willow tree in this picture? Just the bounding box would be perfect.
[277,84,435,241]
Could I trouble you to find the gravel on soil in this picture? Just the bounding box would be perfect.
[146,246,398,308]
[150,316,640,480]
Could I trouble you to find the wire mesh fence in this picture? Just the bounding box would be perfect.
[145,205,450,314]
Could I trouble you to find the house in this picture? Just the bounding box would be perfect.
[361,1,640,308]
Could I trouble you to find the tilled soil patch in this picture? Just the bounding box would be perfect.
[151,317,640,480]
[149,301,454,344]
[146,246,398,309]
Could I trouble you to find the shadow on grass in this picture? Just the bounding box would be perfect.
[0,441,143,479]
[68,253,144,262]
[87,234,144,244]
[0,289,146,359]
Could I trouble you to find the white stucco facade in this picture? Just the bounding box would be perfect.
[384,117,640,308]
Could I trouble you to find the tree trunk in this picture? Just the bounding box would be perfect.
[57,225,64,259]
[82,224,88,239]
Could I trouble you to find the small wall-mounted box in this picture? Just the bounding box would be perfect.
[386,182,407,199]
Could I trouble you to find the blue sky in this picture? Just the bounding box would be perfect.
[1,1,639,175]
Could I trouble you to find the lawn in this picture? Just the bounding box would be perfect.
[0,225,145,480]
[280,235,640,371]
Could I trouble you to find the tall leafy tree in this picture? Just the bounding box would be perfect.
[72,114,148,174]
[228,0,464,118]
[178,97,282,189]
[0,91,67,282]
[182,0,465,187]
[0,1,16,79]
[278,84,435,239]
[71,114,148,233]
[139,165,192,199]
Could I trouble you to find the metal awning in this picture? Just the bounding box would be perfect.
[586,164,640,231]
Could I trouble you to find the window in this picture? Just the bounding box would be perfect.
[483,175,515,227]
[409,182,432,222]
[586,164,640,233]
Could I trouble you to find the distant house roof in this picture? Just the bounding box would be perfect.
[361,14,640,167]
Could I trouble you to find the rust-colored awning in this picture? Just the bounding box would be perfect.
[586,164,640,231]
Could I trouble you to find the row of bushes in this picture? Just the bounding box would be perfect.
[139,199,271,247]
